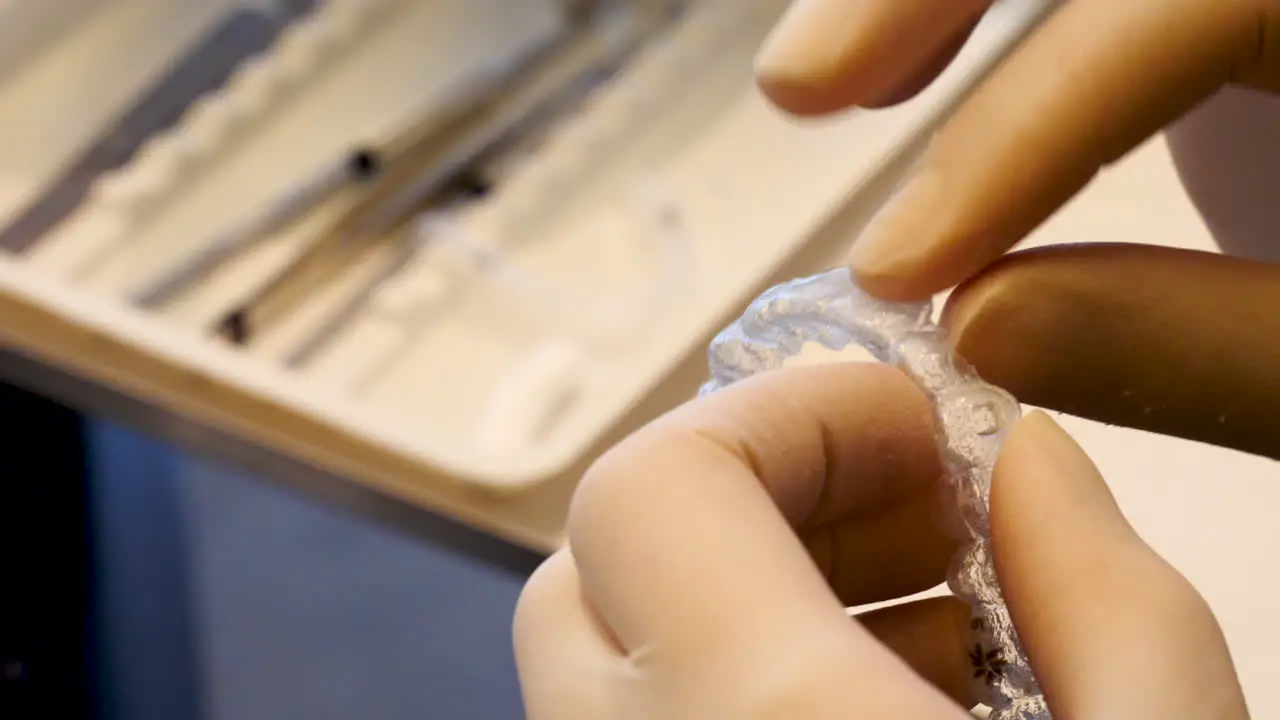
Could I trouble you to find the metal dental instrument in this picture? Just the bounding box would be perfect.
[0,4,317,252]
[213,6,665,348]
[278,6,691,368]
[278,126,537,368]
[278,185,476,369]
[131,18,571,310]
[130,147,383,308]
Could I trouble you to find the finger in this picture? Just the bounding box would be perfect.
[513,550,625,719]
[755,0,992,113]
[942,243,1280,460]
[992,411,1249,718]
[855,596,978,709]
[850,0,1280,300]
[567,363,967,714]
[803,483,959,608]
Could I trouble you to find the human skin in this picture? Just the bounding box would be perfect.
[514,365,1249,718]
[755,0,1280,458]
[514,2,1279,716]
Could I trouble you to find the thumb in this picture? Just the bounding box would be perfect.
[990,411,1249,719]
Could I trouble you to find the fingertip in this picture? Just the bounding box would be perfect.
[991,411,1246,718]
[939,247,1103,408]
[940,251,1040,356]
[848,240,980,302]
[755,0,988,116]
[991,410,1139,591]
[754,30,896,117]
[943,244,1280,458]
[847,166,997,302]
[754,0,855,116]
[848,260,947,303]
[755,52,948,116]
[754,68,853,117]
[938,263,998,336]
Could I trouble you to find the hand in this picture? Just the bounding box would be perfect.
[513,363,1248,718]
[755,0,1280,297]
[753,0,1280,460]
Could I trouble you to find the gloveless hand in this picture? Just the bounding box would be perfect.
[754,0,1280,460]
[515,2,1275,716]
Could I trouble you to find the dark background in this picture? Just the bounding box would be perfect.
[0,379,530,719]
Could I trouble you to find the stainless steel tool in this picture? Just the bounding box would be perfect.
[212,5,671,348]
[0,4,318,253]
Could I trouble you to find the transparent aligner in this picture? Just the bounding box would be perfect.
[699,268,931,394]
[700,267,1048,719]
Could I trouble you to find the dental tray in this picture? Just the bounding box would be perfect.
[0,0,1053,548]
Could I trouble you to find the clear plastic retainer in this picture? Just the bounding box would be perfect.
[699,267,1051,720]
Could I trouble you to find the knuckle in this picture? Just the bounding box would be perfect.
[513,550,575,647]
[566,444,634,544]
[566,424,685,544]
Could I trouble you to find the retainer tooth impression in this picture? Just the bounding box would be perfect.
[701,267,1047,718]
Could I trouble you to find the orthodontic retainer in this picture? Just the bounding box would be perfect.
[699,267,1050,719]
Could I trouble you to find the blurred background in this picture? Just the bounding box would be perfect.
[1,1,1277,719]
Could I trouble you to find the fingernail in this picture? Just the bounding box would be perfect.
[849,169,944,287]
[755,0,857,83]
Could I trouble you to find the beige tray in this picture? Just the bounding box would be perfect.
[0,0,1053,551]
